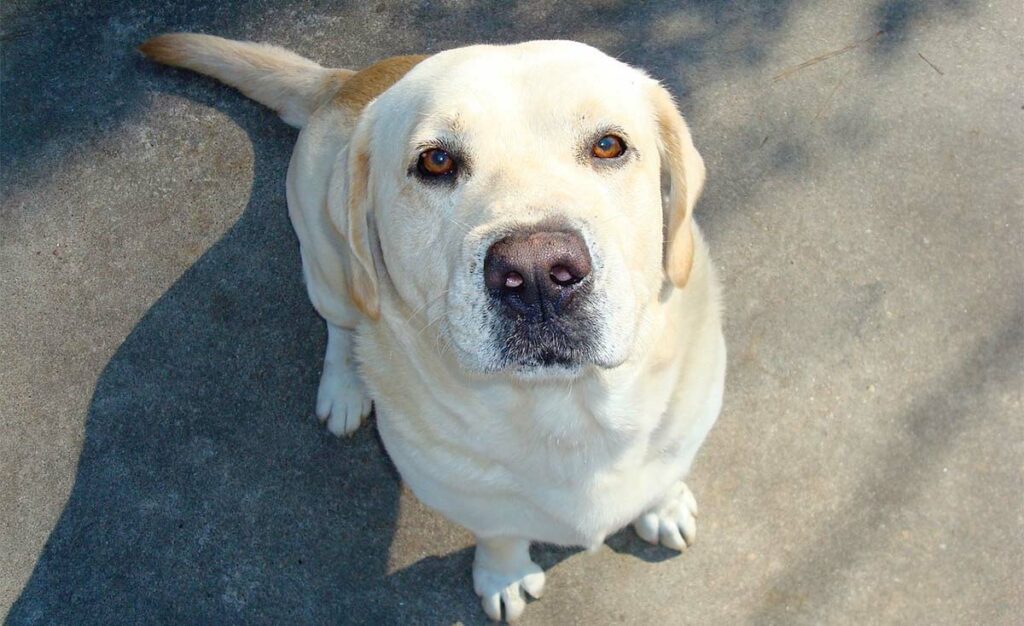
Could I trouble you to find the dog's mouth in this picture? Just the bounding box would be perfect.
[490,316,600,374]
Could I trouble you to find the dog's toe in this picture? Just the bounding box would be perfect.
[316,360,372,436]
[473,539,545,622]
[474,564,544,622]
[633,481,699,550]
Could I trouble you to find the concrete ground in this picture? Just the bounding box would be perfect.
[2,0,1021,624]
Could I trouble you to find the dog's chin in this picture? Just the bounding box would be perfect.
[507,351,587,379]
[506,360,586,381]
[490,345,628,381]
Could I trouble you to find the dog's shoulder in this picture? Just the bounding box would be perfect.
[334,55,429,114]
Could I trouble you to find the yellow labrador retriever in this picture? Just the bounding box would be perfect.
[140,34,726,622]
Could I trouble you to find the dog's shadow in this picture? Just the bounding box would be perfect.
[7,63,677,625]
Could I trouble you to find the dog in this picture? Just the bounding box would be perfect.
[140,33,726,622]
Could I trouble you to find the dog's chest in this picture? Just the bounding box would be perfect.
[377,362,690,546]
[497,375,686,542]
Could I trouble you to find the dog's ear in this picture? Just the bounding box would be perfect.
[326,115,380,320]
[650,82,706,288]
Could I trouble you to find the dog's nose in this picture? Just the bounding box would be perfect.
[484,229,592,321]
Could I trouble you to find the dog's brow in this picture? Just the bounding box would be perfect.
[443,114,464,133]
[418,113,463,134]
[410,114,466,150]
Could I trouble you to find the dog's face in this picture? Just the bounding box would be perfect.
[337,42,704,377]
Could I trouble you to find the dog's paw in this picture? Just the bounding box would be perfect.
[633,481,699,551]
[473,540,545,622]
[315,359,372,436]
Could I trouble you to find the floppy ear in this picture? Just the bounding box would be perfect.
[326,116,380,320]
[650,82,706,288]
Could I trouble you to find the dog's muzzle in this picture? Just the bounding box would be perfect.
[483,227,598,368]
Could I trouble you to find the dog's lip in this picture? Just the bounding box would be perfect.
[535,349,577,367]
[502,339,606,372]
[506,358,586,378]
[513,349,583,369]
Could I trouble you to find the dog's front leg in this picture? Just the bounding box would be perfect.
[473,536,545,622]
[315,322,372,436]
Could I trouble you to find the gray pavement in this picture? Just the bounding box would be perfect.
[2,1,1022,624]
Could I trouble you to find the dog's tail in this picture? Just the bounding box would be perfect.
[138,33,353,128]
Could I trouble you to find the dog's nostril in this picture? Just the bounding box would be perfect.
[550,265,576,285]
[504,272,524,289]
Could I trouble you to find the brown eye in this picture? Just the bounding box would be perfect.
[592,134,626,159]
[418,148,456,177]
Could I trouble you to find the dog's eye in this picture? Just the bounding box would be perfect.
[417,148,456,177]
[592,135,626,159]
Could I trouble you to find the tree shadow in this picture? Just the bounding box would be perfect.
[871,0,974,59]
[0,0,302,194]
[5,59,415,622]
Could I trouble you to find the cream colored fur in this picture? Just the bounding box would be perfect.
[141,34,726,623]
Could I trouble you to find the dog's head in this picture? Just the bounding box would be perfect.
[330,41,704,377]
